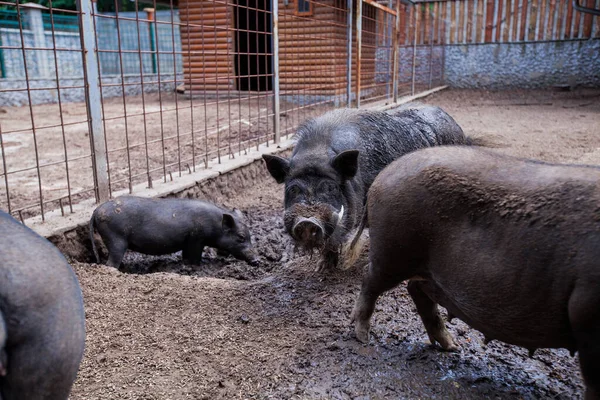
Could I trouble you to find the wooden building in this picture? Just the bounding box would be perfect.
[176,0,383,97]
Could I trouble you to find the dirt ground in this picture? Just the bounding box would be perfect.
[67,88,600,399]
[0,92,329,217]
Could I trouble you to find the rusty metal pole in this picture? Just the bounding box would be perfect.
[77,0,109,202]
[428,4,434,89]
[346,0,353,106]
[392,0,400,103]
[272,0,281,144]
[356,0,363,108]
[411,2,417,96]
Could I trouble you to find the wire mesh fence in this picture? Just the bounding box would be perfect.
[2,0,595,222]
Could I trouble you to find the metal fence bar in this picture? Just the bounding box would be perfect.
[272,0,281,143]
[356,0,363,107]
[78,0,109,203]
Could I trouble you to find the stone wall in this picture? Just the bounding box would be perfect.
[443,40,600,89]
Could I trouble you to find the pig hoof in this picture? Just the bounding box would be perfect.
[354,324,370,344]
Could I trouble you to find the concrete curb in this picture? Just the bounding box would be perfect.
[26,86,447,240]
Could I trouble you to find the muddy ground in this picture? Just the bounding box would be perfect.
[69,88,599,399]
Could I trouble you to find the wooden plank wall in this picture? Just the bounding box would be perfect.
[399,0,600,46]
[179,0,235,92]
[278,0,349,94]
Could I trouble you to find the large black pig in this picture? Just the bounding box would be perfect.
[89,196,259,268]
[348,146,600,399]
[0,210,86,399]
[262,106,469,271]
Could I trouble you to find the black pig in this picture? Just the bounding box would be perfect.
[89,196,259,268]
[262,106,468,271]
[0,210,86,399]
[349,146,600,399]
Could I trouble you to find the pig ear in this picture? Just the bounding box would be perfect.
[262,154,290,184]
[232,208,245,220]
[222,213,237,231]
[331,150,359,180]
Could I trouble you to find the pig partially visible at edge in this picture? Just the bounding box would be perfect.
[0,210,86,399]
[262,105,469,271]
[349,146,600,399]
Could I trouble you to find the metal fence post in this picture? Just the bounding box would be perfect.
[392,0,400,103]
[411,2,417,95]
[77,0,109,203]
[272,0,281,144]
[145,8,158,74]
[356,0,363,108]
[346,0,353,107]
[23,3,51,78]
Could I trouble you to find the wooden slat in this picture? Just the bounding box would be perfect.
[595,0,600,37]
[505,0,514,41]
[538,0,547,39]
[467,0,474,42]
[424,3,429,44]
[485,0,495,41]
[519,0,527,40]
[583,0,594,36]
[433,2,439,43]
[450,0,457,43]
[573,0,582,38]
[495,0,504,41]
[529,0,537,40]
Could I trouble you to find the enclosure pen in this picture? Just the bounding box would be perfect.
[0,0,597,222]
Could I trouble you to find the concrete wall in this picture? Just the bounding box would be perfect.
[0,9,183,106]
[0,73,184,106]
[443,39,600,89]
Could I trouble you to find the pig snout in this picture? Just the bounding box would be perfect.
[244,251,260,267]
[292,217,325,244]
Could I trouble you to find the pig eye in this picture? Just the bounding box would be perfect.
[287,185,302,197]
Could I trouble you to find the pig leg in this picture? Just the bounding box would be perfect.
[182,241,204,266]
[569,287,600,400]
[350,262,404,343]
[407,281,459,351]
[104,236,128,268]
[316,249,339,272]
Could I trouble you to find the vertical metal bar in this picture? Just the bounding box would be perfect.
[0,33,5,79]
[226,0,234,155]
[17,3,45,218]
[411,3,417,95]
[212,4,220,163]
[346,0,353,106]
[133,0,153,188]
[91,4,112,196]
[183,0,196,170]
[235,1,243,155]
[147,8,157,73]
[48,0,73,212]
[169,0,182,177]
[151,2,167,181]
[77,0,109,203]
[429,4,434,89]
[392,0,400,103]
[114,3,133,192]
[200,4,208,169]
[0,124,11,214]
[255,0,261,151]
[356,0,363,108]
